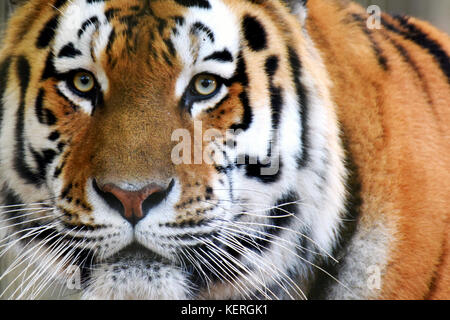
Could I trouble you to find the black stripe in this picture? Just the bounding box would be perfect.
[242,15,267,52]
[54,0,69,9]
[191,22,215,43]
[16,56,30,99]
[383,15,450,82]
[174,0,211,9]
[229,54,252,131]
[288,47,310,168]
[0,57,12,130]
[173,16,185,26]
[30,147,58,182]
[48,131,60,141]
[237,153,282,183]
[106,28,117,66]
[385,34,434,106]
[230,91,253,132]
[58,42,82,58]
[35,88,57,126]
[206,94,230,114]
[265,55,283,130]
[163,38,176,57]
[395,15,450,82]
[36,15,59,49]
[105,8,120,22]
[351,14,388,71]
[15,56,44,185]
[41,52,57,80]
[60,183,73,200]
[204,50,233,63]
[78,16,100,38]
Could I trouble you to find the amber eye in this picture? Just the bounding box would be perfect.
[194,74,218,96]
[72,71,95,93]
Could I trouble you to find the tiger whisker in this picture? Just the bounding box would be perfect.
[211,225,308,299]
[202,234,282,300]
[11,226,81,299]
[0,211,56,231]
[186,244,252,300]
[0,228,60,298]
[190,235,272,299]
[229,218,339,263]
[26,228,86,299]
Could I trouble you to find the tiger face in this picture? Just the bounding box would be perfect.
[0,0,347,299]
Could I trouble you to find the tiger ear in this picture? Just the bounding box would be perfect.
[282,0,308,26]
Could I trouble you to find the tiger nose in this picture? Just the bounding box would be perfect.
[93,180,174,226]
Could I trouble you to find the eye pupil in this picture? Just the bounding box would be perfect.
[201,79,212,88]
[194,75,218,96]
[80,75,90,85]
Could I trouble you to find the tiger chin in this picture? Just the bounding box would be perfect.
[0,0,448,300]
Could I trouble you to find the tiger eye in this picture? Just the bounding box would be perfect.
[73,71,95,93]
[194,74,218,96]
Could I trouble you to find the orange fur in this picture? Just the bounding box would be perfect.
[307,0,450,299]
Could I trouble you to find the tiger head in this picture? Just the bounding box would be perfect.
[0,0,347,299]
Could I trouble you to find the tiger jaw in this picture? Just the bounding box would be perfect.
[82,244,190,300]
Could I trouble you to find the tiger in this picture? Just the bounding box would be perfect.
[0,0,448,300]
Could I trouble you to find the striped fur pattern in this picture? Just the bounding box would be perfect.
[0,0,448,299]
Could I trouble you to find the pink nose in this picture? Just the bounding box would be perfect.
[99,183,164,225]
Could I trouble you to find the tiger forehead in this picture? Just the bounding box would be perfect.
[100,1,187,62]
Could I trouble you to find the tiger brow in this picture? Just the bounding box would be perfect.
[203,49,234,63]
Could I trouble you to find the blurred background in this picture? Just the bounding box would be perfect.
[1,0,449,38]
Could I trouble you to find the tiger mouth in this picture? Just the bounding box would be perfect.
[105,243,172,266]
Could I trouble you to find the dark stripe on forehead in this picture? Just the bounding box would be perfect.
[58,42,82,58]
[174,0,211,9]
[0,57,12,129]
[204,50,233,63]
[36,15,59,49]
[78,16,100,38]
[288,47,310,168]
[242,15,268,52]
[191,22,215,43]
